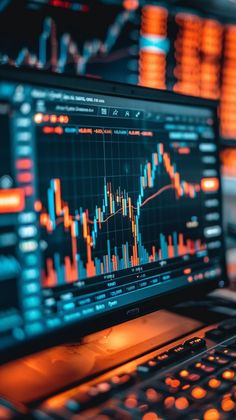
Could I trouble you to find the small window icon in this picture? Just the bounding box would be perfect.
[101,108,108,115]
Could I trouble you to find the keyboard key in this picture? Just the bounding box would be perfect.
[178,369,202,383]
[190,386,208,400]
[142,411,163,420]
[202,354,229,366]
[110,373,135,389]
[220,394,236,413]
[184,337,206,351]
[168,344,190,359]
[65,399,81,413]
[206,377,221,390]
[122,391,150,415]
[155,351,173,364]
[162,376,183,393]
[97,407,133,420]
[137,364,151,376]
[191,361,216,375]
[175,396,190,411]
[205,329,226,341]
[137,359,159,376]
[218,318,236,333]
[202,407,221,420]
[227,341,236,350]
[204,376,231,393]
[143,387,164,404]
[214,347,236,359]
[221,369,235,381]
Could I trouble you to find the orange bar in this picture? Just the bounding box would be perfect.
[187,239,195,255]
[112,255,117,271]
[106,255,109,273]
[168,235,174,258]
[201,177,219,192]
[46,258,57,287]
[122,198,125,216]
[178,233,186,256]
[54,179,62,216]
[123,245,127,268]
[65,256,73,283]
[128,197,132,219]
[153,152,158,166]
[64,205,70,229]
[147,162,152,187]
[109,191,113,214]
[0,189,25,213]
[152,245,156,261]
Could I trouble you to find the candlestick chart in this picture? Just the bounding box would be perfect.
[35,125,206,288]
[0,1,138,84]
[1,1,236,139]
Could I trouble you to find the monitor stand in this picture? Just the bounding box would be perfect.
[0,288,234,407]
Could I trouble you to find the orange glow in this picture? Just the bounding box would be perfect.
[201,178,219,192]
[222,370,235,380]
[208,378,221,389]
[221,24,236,138]
[0,188,25,213]
[124,394,138,408]
[164,396,175,409]
[191,386,207,399]
[142,413,160,420]
[34,113,43,124]
[123,0,139,11]
[50,114,57,123]
[165,377,180,388]
[221,148,236,177]
[179,369,189,378]
[34,200,42,212]
[175,397,189,410]
[221,397,235,412]
[174,12,202,96]
[0,406,13,419]
[139,5,168,89]
[145,388,161,403]
[203,408,221,420]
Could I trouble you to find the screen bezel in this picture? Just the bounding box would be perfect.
[0,67,229,364]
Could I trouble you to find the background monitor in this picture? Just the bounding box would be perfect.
[0,0,236,142]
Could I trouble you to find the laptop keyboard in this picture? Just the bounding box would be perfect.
[2,319,236,419]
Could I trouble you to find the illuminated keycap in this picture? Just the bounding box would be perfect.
[203,408,221,420]
[175,397,189,410]
[191,386,207,399]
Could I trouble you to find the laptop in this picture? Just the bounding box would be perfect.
[0,67,235,420]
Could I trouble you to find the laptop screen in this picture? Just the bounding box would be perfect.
[0,69,227,360]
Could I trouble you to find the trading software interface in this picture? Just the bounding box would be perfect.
[0,77,224,350]
[0,0,236,141]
